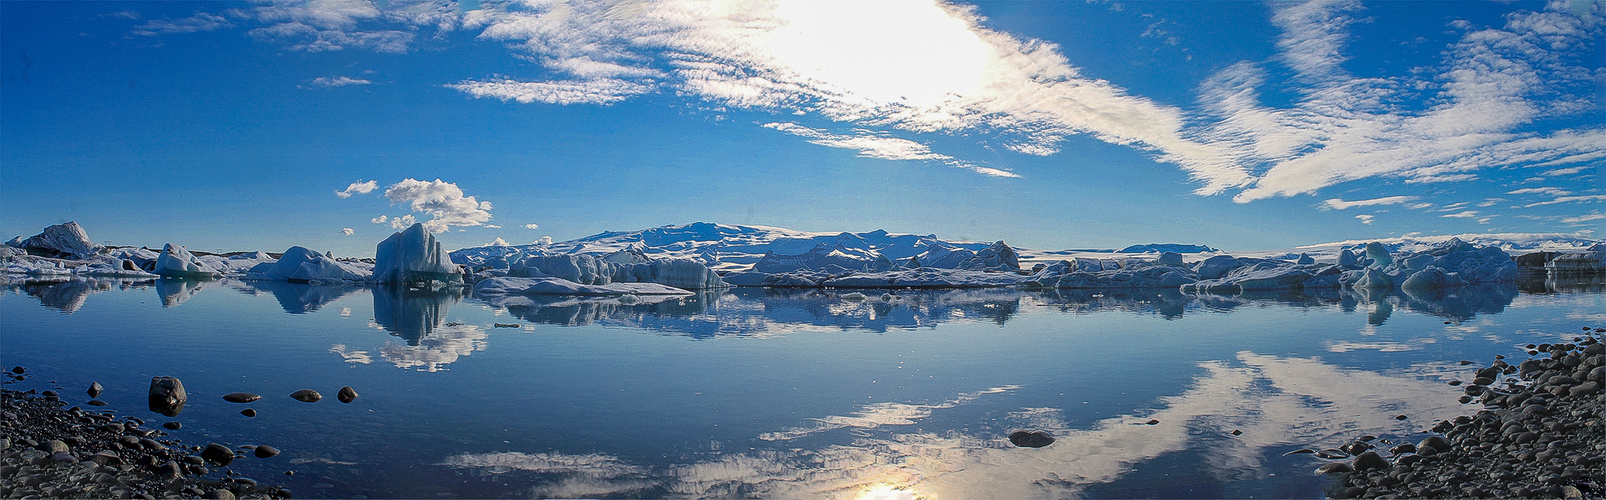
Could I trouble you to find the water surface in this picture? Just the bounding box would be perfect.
[3,277,1601,498]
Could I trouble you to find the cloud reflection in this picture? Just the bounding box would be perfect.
[441,352,1475,498]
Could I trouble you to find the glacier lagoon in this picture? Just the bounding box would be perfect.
[3,277,1602,498]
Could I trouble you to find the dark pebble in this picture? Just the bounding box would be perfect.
[1145,419,1159,425]
[87,382,103,398]
[1008,430,1055,448]
[254,445,280,458]
[1231,429,1242,436]
[10,366,23,374]
[164,421,182,430]
[289,389,321,403]
[86,399,108,406]
[222,392,261,403]
[337,386,358,404]
[201,443,235,466]
[1395,414,1407,420]
[241,408,257,417]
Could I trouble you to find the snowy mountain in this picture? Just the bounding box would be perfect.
[450,222,995,273]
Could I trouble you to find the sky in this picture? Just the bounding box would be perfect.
[1,0,1602,256]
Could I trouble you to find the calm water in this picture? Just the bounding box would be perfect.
[3,277,1603,499]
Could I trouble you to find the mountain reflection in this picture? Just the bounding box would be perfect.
[372,285,463,345]
[232,280,362,314]
[469,285,1524,335]
[440,352,1477,499]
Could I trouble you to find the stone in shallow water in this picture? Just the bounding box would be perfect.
[222,393,261,403]
[1007,430,1054,448]
[201,443,234,466]
[337,386,358,404]
[87,382,103,398]
[290,389,322,403]
[254,445,280,458]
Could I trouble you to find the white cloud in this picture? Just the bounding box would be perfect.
[1355,214,1374,224]
[1507,187,1572,196]
[1318,195,1418,210]
[388,214,418,230]
[446,78,651,105]
[1440,210,1480,219]
[1541,166,1588,176]
[524,223,540,230]
[1476,198,1505,207]
[1523,194,1606,208]
[383,178,493,233]
[336,179,378,198]
[1561,212,1605,224]
[310,76,373,87]
[763,122,1019,178]
[340,227,355,235]
[371,215,389,224]
[130,12,231,36]
[536,236,553,246]
[490,237,510,246]
[484,224,501,229]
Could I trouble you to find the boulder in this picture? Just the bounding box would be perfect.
[147,376,186,417]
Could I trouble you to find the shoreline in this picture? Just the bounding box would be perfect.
[1,376,290,500]
[1302,329,1604,499]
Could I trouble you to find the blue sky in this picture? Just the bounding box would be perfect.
[2,0,1601,256]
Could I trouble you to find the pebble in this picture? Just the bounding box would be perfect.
[337,386,358,404]
[1007,430,1055,448]
[253,445,280,458]
[200,443,235,466]
[163,421,182,430]
[289,389,322,403]
[222,393,261,403]
[86,382,103,398]
[241,409,257,418]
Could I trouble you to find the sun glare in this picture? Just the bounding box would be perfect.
[855,483,927,500]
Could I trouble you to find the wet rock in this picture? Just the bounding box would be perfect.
[40,439,69,453]
[163,422,182,430]
[1007,430,1055,448]
[222,393,261,403]
[200,443,235,466]
[87,382,103,398]
[337,386,358,403]
[1145,419,1159,425]
[87,399,108,406]
[240,409,257,418]
[1316,462,1354,474]
[253,445,280,458]
[148,376,187,417]
[1352,451,1389,471]
[289,389,321,403]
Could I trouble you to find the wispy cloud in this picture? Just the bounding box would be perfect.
[335,179,377,198]
[763,122,1018,177]
[1523,194,1606,208]
[310,76,372,88]
[523,223,540,230]
[340,227,355,235]
[1440,210,1480,219]
[1561,212,1605,224]
[1319,195,1418,210]
[130,12,231,36]
[446,78,651,105]
[1508,187,1572,196]
[1354,214,1374,224]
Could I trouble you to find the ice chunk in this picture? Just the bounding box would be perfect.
[473,276,694,296]
[821,268,1026,288]
[613,259,727,289]
[1363,242,1392,268]
[1181,262,1342,292]
[1399,266,1467,291]
[514,254,613,284]
[957,241,1020,271]
[18,221,103,259]
[514,253,726,289]
[1117,243,1218,253]
[154,244,222,278]
[1032,266,1195,289]
[752,244,888,273]
[1193,255,1243,280]
[1543,243,1605,273]
[249,246,369,282]
[1156,252,1184,266]
[1338,249,1359,267]
[1295,253,1315,265]
[375,223,464,285]
[199,251,277,274]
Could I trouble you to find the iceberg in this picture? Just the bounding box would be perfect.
[512,253,726,289]
[1035,266,1196,289]
[1192,255,1243,280]
[752,244,890,273]
[1117,243,1218,253]
[248,246,369,282]
[1398,266,1467,291]
[154,244,222,278]
[1181,263,1342,292]
[1544,243,1605,274]
[820,268,1026,288]
[16,221,104,259]
[473,276,695,296]
[201,251,277,274]
[375,223,464,285]
[956,241,1020,271]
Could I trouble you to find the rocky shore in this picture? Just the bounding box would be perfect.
[1302,329,1605,499]
[1,374,290,499]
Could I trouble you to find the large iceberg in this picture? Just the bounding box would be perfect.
[473,277,695,296]
[375,223,464,285]
[16,221,103,259]
[1181,263,1342,292]
[956,241,1020,271]
[1340,238,1516,289]
[1544,243,1605,274]
[820,268,1025,288]
[248,246,369,282]
[751,244,893,274]
[154,244,222,278]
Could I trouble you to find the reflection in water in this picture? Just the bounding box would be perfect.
[232,281,362,314]
[367,285,483,371]
[156,278,211,307]
[441,352,1475,499]
[5,278,151,313]
[372,285,463,345]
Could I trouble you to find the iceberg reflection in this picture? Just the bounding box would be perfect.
[441,352,1476,499]
[3,278,150,313]
[372,285,463,345]
[155,277,211,307]
[233,280,362,314]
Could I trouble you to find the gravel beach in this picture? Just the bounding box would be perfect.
[1,374,290,499]
[1305,329,1605,499]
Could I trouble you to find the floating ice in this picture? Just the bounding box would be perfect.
[821,268,1026,288]
[16,221,103,259]
[1544,243,1605,273]
[1117,243,1218,253]
[512,254,726,289]
[154,244,222,278]
[248,246,369,282]
[375,223,464,285]
[1340,238,1516,290]
[957,241,1020,271]
[1181,262,1342,292]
